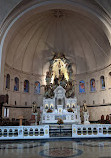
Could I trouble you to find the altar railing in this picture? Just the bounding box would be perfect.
[0,125,49,140]
[72,124,111,138]
[1,124,111,140]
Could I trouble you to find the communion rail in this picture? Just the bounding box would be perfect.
[72,124,111,138]
[0,125,49,140]
[0,124,111,140]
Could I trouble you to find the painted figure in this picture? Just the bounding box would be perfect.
[79,80,85,93]
[24,80,29,92]
[14,77,19,91]
[90,79,96,92]
[101,76,105,89]
[34,81,40,94]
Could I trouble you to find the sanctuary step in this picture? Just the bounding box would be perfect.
[49,124,72,137]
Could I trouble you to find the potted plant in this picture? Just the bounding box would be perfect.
[57,118,64,125]
[67,108,74,112]
[47,108,53,113]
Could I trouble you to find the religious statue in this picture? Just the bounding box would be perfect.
[44,85,54,98]
[67,63,73,80]
[58,61,61,75]
[44,53,75,98]
[54,75,59,86]
[83,101,87,112]
[32,101,37,113]
[46,71,51,85]
[83,101,90,124]
[65,81,75,98]
[60,74,67,88]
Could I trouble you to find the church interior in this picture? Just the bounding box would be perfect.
[0,0,111,157]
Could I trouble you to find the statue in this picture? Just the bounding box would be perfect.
[83,101,90,124]
[54,75,59,86]
[44,85,54,98]
[58,61,61,75]
[66,81,75,98]
[67,63,73,80]
[46,71,51,85]
[32,101,37,113]
[59,74,67,88]
[83,101,87,112]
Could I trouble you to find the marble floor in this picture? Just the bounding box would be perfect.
[0,139,111,158]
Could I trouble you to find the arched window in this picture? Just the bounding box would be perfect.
[6,74,10,89]
[14,77,19,91]
[79,80,85,93]
[24,80,29,92]
[90,79,96,92]
[100,76,105,89]
[34,81,40,94]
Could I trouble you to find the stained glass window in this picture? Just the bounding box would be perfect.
[34,81,40,94]
[90,79,96,92]
[14,77,19,91]
[6,74,10,89]
[24,80,29,92]
[100,76,105,89]
[79,80,85,93]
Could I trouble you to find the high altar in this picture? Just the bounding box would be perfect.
[41,53,83,124]
[42,85,81,124]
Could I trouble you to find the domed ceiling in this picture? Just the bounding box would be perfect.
[5,9,111,75]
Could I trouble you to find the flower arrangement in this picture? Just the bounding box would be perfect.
[67,108,74,112]
[47,108,53,113]
[57,118,64,125]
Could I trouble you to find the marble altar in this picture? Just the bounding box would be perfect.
[41,85,81,124]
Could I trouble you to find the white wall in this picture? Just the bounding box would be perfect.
[3,64,111,121]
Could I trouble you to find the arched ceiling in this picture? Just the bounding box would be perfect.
[4,8,111,75]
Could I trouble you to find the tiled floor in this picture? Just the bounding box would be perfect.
[0,139,111,158]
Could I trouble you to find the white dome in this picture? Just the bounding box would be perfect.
[5,9,111,75]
